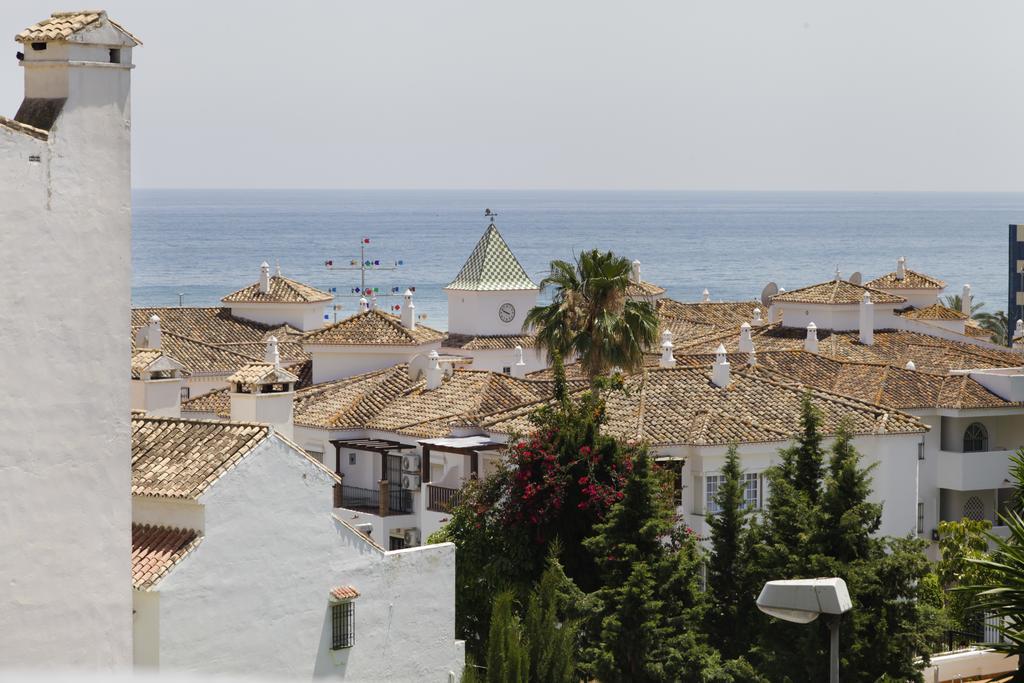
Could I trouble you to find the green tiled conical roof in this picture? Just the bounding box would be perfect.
[445,223,538,291]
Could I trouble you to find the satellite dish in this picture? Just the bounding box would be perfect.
[848,271,862,286]
[760,282,779,308]
[408,353,429,381]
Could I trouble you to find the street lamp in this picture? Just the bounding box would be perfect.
[756,577,852,683]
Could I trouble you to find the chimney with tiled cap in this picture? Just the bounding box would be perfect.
[631,259,642,283]
[896,256,907,281]
[425,350,443,390]
[859,291,874,345]
[961,284,972,317]
[805,322,819,353]
[512,345,528,377]
[711,344,730,388]
[264,336,280,365]
[659,330,676,369]
[134,314,162,350]
[401,289,416,330]
[229,337,298,438]
[259,262,271,294]
[738,322,754,353]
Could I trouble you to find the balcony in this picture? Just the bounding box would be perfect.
[340,484,413,516]
[937,449,1015,491]
[426,484,461,513]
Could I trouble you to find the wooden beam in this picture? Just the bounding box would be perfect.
[421,445,431,484]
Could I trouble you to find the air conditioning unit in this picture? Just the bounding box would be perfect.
[403,528,420,546]
[401,454,421,472]
[401,473,421,491]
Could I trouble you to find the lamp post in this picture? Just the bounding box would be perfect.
[756,577,853,683]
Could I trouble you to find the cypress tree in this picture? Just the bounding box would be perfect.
[524,551,578,683]
[786,392,826,503]
[705,444,753,658]
[817,421,880,563]
[485,591,528,683]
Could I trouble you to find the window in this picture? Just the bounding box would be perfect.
[963,496,985,522]
[331,602,355,650]
[742,473,760,510]
[917,502,925,534]
[706,475,723,515]
[180,386,190,401]
[349,453,357,466]
[963,423,988,453]
[706,473,760,514]
[502,366,511,375]
[918,442,925,461]
[389,535,406,551]
[109,48,121,64]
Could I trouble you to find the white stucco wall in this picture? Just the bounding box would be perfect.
[131,377,183,417]
[775,302,899,332]
[446,289,539,336]
[876,289,941,309]
[308,343,440,384]
[229,301,328,332]
[132,496,206,533]
[0,38,134,668]
[149,437,463,680]
[229,390,295,440]
[444,346,547,374]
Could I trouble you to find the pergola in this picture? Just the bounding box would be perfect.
[417,436,505,483]
[328,438,416,480]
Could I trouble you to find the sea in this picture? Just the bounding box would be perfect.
[132,190,1024,331]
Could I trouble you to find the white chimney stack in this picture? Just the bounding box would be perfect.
[359,297,370,313]
[1013,319,1024,349]
[859,291,874,346]
[659,330,676,368]
[805,322,819,353]
[738,322,754,353]
[401,289,416,330]
[135,314,162,350]
[752,308,764,326]
[748,346,757,367]
[631,260,641,283]
[512,345,528,378]
[259,262,271,294]
[425,350,443,390]
[961,284,972,316]
[702,288,711,303]
[905,360,916,371]
[834,267,842,281]
[711,344,731,388]
[264,336,280,367]
[896,256,906,281]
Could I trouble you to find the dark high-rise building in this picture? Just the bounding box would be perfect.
[1010,225,1024,343]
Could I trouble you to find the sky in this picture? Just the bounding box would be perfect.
[2,1,1023,191]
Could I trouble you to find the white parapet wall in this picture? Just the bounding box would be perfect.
[921,649,1018,682]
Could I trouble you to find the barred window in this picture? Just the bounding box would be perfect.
[963,423,988,453]
[331,602,355,650]
[917,501,925,534]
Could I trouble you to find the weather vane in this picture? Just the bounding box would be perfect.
[484,208,498,222]
[321,236,419,322]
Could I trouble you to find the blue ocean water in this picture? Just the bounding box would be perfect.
[132,190,1024,331]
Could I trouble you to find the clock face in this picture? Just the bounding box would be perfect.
[498,302,516,323]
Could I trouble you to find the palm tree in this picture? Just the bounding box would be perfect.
[941,294,985,318]
[942,295,1009,345]
[524,250,658,380]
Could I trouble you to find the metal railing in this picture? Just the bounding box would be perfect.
[426,484,461,512]
[340,484,413,515]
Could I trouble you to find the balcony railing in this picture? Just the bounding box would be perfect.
[341,484,413,515]
[426,484,461,513]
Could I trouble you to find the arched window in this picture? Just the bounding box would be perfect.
[963,423,989,452]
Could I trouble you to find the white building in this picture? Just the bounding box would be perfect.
[131,414,464,679]
[865,256,947,310]
[0,11,139,669]
[222,261,333,331]
[442,220,546,374]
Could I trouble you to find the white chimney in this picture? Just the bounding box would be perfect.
[859,291,874,346]
[659,330,676,369]
[702,288,711,303]
[961,284,972,316]
[359,297,370,313]
[711,344,731,388]
[371,294,378,310]
[834,267,842,281]
[259,262,271,294]
[264,336,280,366]
[512,345,528,378]
[805,322,819,353]
[748,347,757,367]
[275,260,282,277]
[1014,320,1024,350]
[896,256,907,281]
[752,308,764,326]
[229,363,297,440]
[631,260,642,283]
[134,314,162,350]
[738,322,754,353]
[425,350,443,390]
[401,289,416,330]
[905,360,916,371]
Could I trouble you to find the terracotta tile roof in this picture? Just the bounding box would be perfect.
[302,309,444,346]
[655,299,763,345]
[899,304,967,321]
[17,11,141,45]
[132,308,292,346]
[181,388,231,418]
[132,331,262,376]
[677,324,1024,374]
[216,340,310,363]
[445,224,538,291]
[626,280,666,297]
[222,275,332,304]
[771,279,906,305]
[963,321,995,340]
[481,366,926,446]
[746,350,1021,410]
[132,415,270,499]
[0,116,48,141]
[330,585,360,601]
[865,269,946,290]
[131,349,164,379]
[226,363,299,387]
[444,333,537,350]
[293,366,413,430]
[132,524,200,590]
